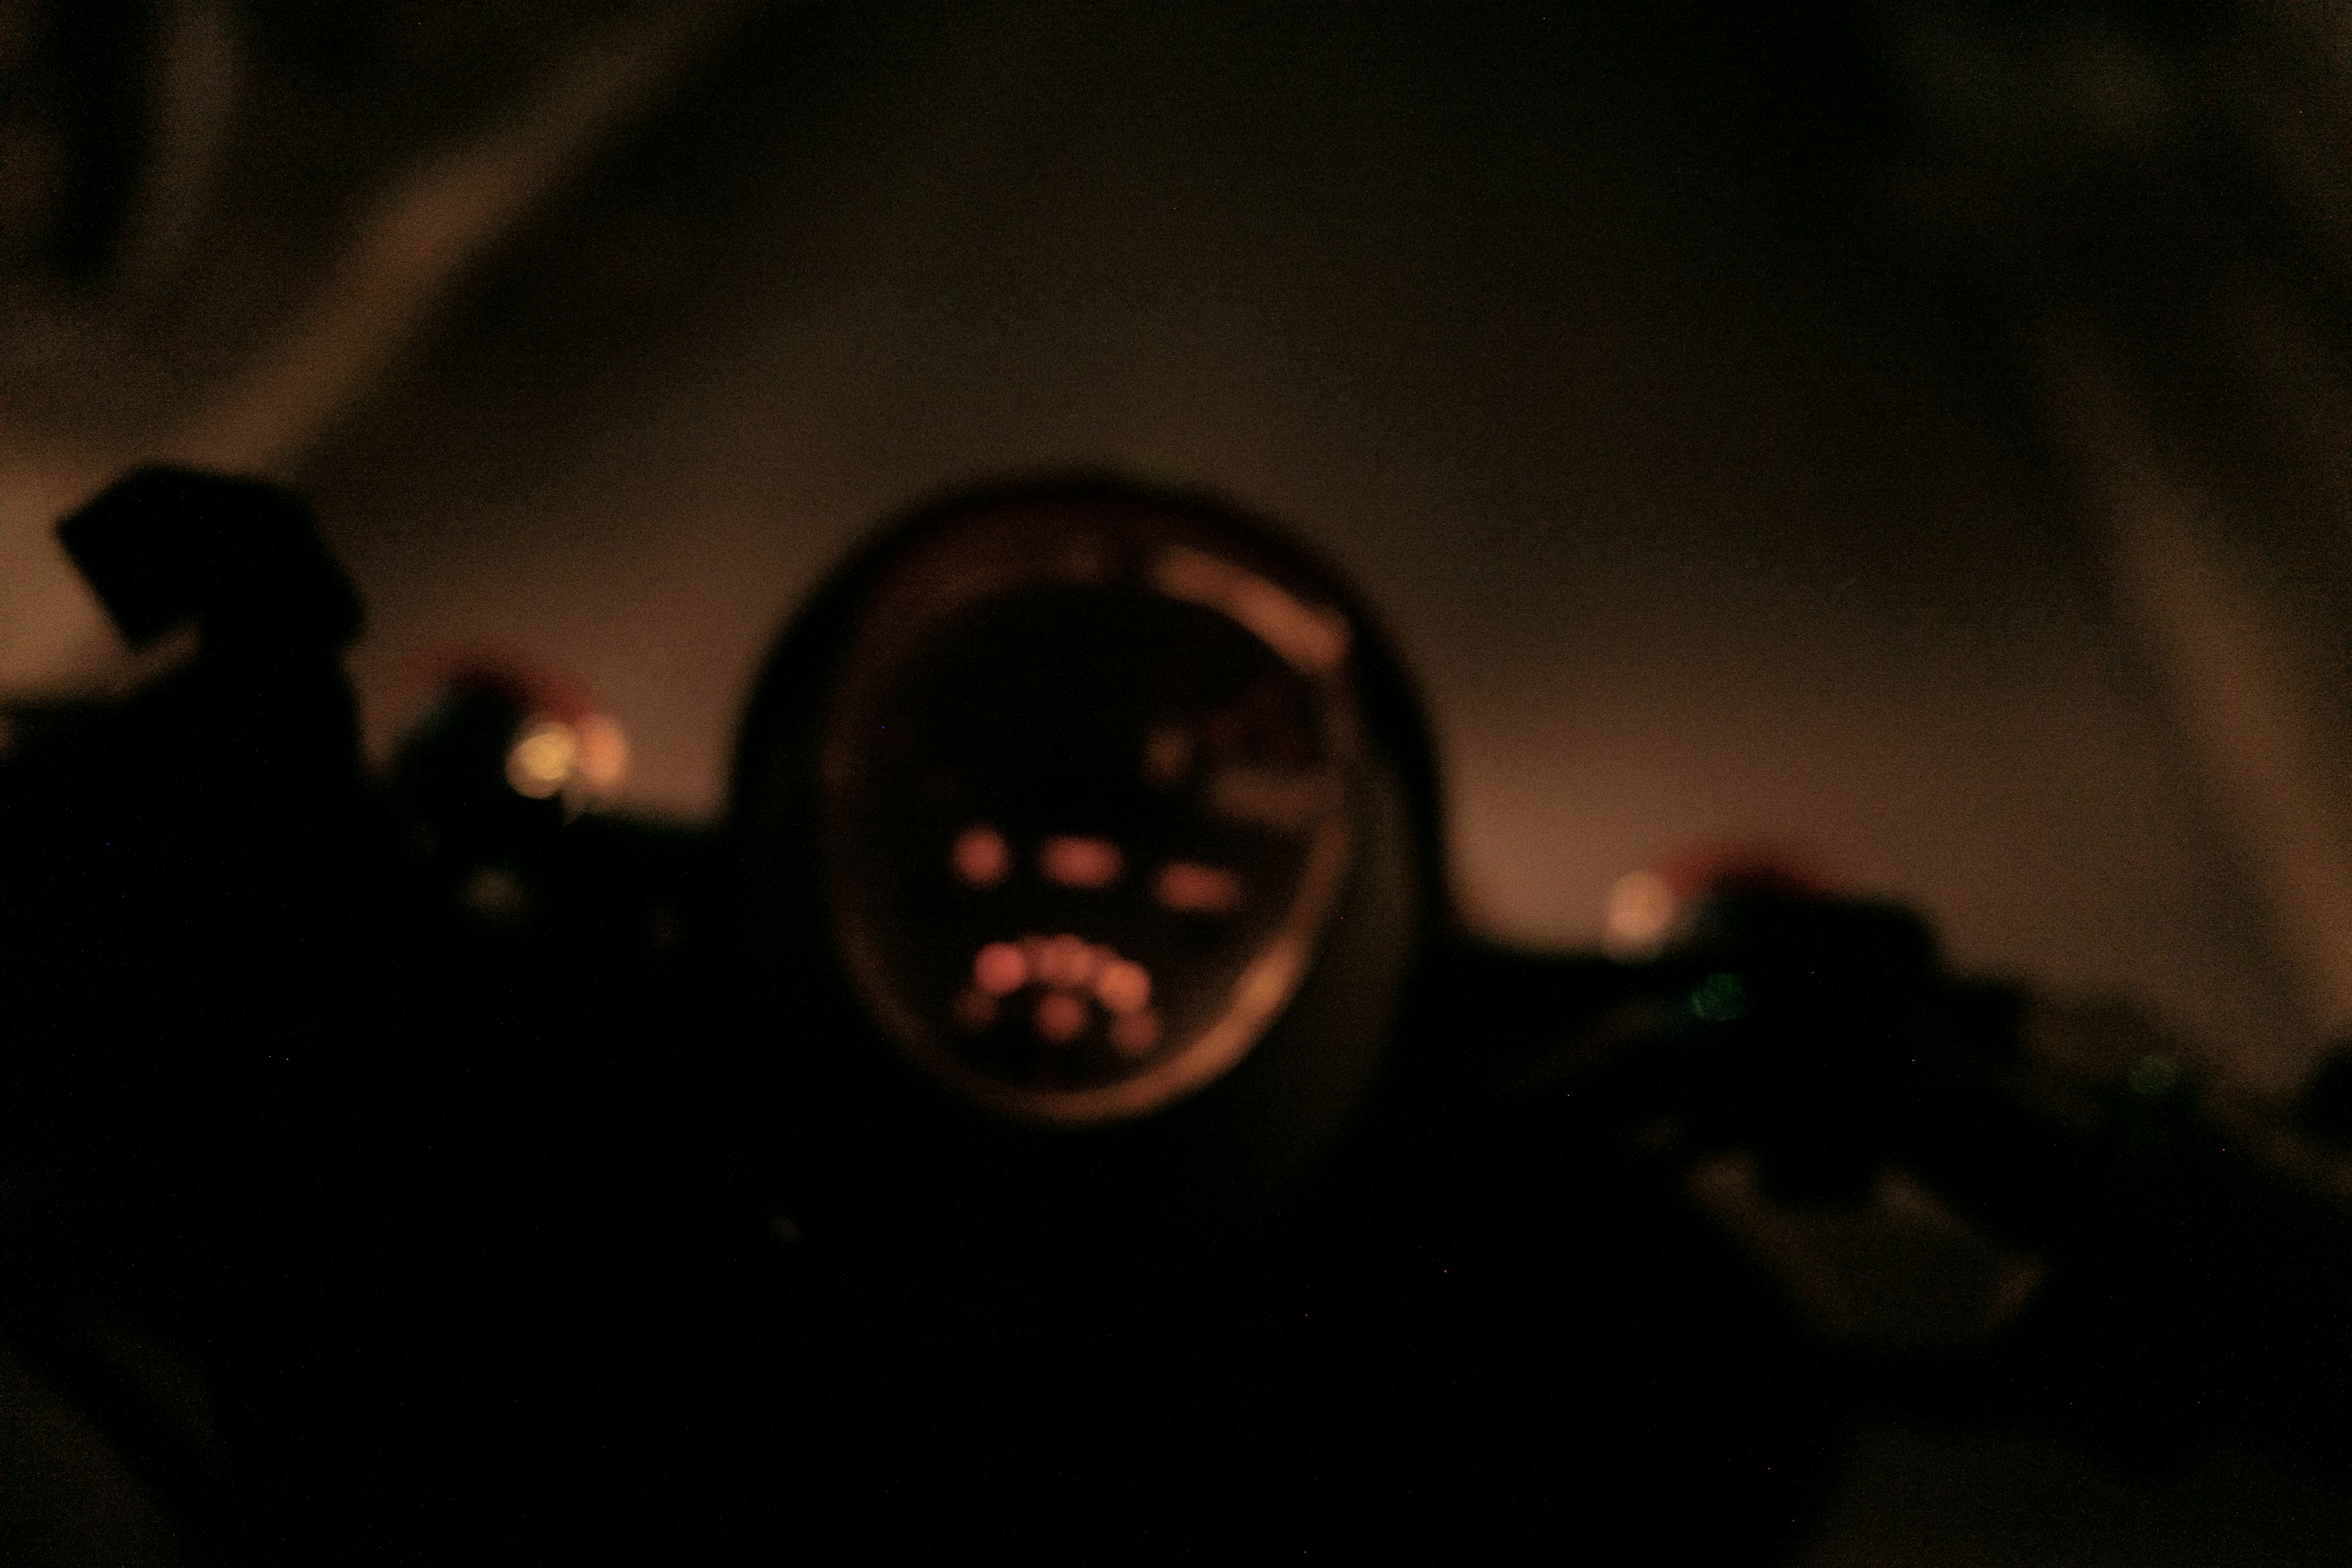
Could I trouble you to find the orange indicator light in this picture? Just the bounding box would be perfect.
[1039,835,1123,889]
[973,941,1028,995]
[1093,958,1152,1015]
[1027,932,1099,989]
[952,824,1012,888]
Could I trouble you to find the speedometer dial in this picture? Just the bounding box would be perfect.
[734,479,1433,1186]
[817,499,1365,1125]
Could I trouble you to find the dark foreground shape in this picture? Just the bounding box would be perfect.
[2,471,2347,1563]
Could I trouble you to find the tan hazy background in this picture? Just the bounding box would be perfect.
[4,2,2349,1100]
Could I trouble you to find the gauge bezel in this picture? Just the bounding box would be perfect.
[815,494,1368,1126]
[730,477,1447,1197]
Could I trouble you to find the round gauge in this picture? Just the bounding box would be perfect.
[812,496,1368,1126]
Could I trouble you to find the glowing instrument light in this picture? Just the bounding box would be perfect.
[1093,957,1151,1015]
[1038,834,1124,889]
[973,941,1028,995]
[953,824,1012,888]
